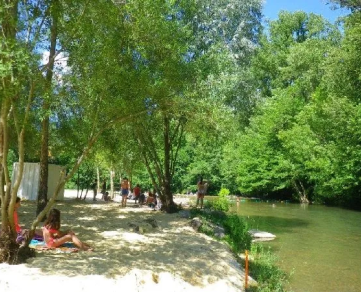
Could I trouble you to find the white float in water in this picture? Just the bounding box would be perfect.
[248,229,276,242]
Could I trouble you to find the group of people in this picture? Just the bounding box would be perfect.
[90,176,161,209]
[93,175,208,209]
[9,175,208,251]
[118,177,161,210]
[125,182,160,210]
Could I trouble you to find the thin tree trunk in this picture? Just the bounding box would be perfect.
[163,115,176,212]
[292,179,309,204]
[97,167,100,192]
[110,168,114,199]
[83,188,88,200]
[37,4,58,218]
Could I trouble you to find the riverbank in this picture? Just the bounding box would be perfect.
[0,191,251,292]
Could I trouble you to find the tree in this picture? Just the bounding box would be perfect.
[236,89,309,202]
[252,11,340,99]
[0,0,42,262]
[37,0,60,218]
[328,0,361,11]
[233,12,341,203]
[322,11,361,102]
[279,94,361,207]
[0,0,135,263]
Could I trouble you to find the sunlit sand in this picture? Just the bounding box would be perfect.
[0,190,250,292]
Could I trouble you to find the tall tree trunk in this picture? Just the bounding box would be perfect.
[0,99,11,231]
[97,167,100,192]
[163,115,176,212]
[36,4,58,217]
[110,168,114,199]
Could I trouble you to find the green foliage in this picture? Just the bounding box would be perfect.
[234,11,361,206]
[67,160,97,190]
[236,89,305,199]
[190,209,251,253]
[198,220,216,237]
[218,187,230,197]
[323,11,361,102]
[6,149,18,176]
[252,11,340,99]
[203,187,230,212]
[210,197,230,212]
[223,214,252,253]
[201,189,231,212]
[328,0,361,11]
[247,244,289,292]
[280,94,361,207]
[190,210,286,291]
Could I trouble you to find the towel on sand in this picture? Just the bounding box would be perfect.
[29,239,79,253]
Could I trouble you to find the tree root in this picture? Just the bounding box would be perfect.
[0,231,35,265]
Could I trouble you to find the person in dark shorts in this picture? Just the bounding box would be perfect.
[121,177,130,207]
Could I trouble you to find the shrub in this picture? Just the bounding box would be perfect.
[212,197,230,212]
[205,187,231,212]
[218,188,230,197]
[189,208,287,292]
[247,244,289,292]
[223,214,252,253]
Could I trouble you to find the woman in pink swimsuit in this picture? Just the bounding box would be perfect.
[43,208,92,251]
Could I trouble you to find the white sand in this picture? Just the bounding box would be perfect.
[0,190,251,291]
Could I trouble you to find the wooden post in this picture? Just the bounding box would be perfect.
[245,250,249,290]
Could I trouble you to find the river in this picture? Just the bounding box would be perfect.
[228,199,361,292]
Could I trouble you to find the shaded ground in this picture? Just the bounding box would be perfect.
[0,191,249,292]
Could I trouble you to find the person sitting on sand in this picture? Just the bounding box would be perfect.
[145,190,157,209]
[103,191,111,201]
[13,197,43,245]
[133,184,141,203]
[138,192,146,205]
[43,208,92,251]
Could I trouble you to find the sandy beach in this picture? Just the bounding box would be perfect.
[0,190,249,292]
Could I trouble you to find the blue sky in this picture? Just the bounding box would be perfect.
[263,0,350,23]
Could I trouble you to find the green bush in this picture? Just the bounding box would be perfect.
[198,221,215,236]
[191,209,250,253]
[212,197,230,212]
[204,188,231,212]
[219,187,230,197]
[223,214,252,253]
[247,244,289,292]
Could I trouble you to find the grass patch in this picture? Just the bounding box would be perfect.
[247,244,289,292]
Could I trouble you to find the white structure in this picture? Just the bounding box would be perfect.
[12,162,65,201]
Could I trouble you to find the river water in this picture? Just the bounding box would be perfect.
[228,200,361,292]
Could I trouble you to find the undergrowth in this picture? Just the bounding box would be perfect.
[189,207,289,291]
